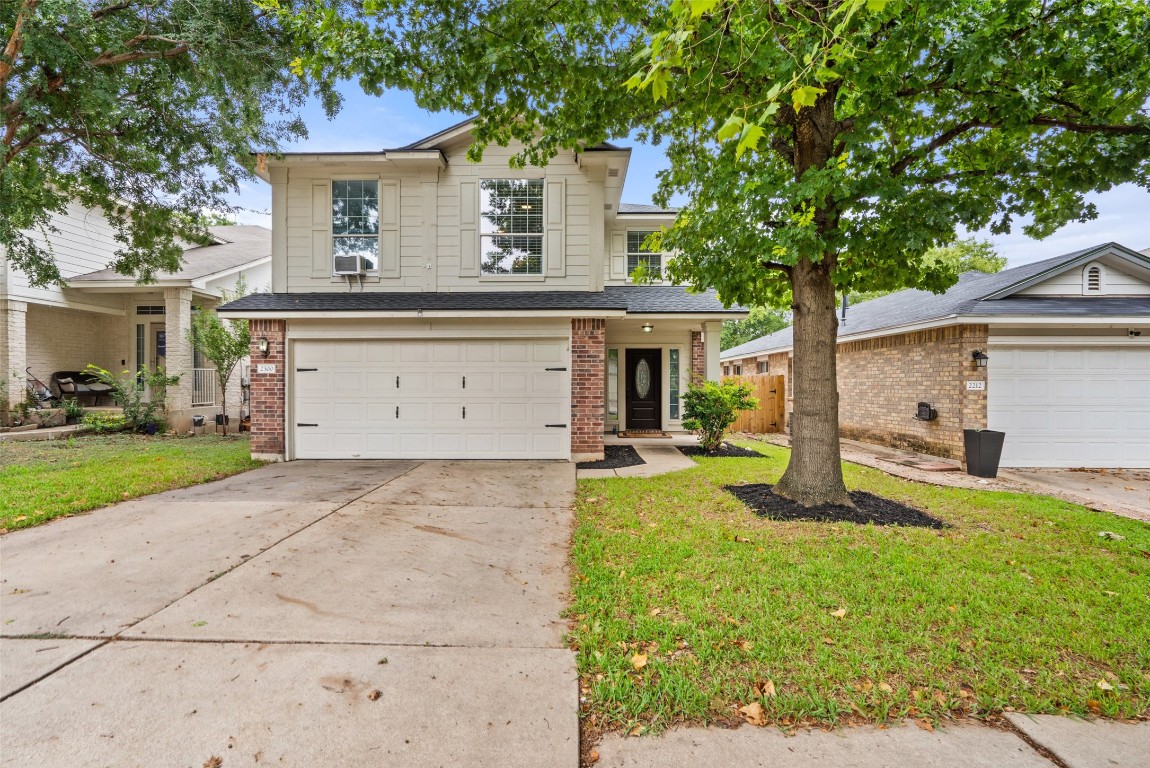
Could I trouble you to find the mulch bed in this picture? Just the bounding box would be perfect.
[725,483,948,528]
[678,442,767,459]
[577,444,646,470]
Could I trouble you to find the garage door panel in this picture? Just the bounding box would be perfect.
[989,344,1149,468]
[293,337,570,460]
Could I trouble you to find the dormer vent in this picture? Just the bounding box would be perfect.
[1083,263,1104,294]
[607,168,620,178]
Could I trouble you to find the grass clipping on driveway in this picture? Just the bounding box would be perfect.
[570,441,1150,734]
[1,434,263,530]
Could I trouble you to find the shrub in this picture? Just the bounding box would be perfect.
[681,379,758,452]
[61,398,85,420]
[82,412,129,433]
[83,365,179,434]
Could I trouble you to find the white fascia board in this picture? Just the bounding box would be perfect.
[67,279,194,291]
[988,335,1150,346]
[625,312,749,321]
[217,309,629,321]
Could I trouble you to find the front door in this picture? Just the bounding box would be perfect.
[625,349,661,431]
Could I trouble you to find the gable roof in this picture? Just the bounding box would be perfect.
[721,242,1150,360]
[402,116,625,152]
[70,225,271,284]
[618,203,678,215]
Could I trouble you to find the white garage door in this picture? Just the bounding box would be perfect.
[988,345,1150,468]
[292,338,570,460]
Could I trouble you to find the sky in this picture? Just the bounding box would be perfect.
[228,85,1150,268]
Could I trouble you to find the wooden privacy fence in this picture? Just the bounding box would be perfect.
[721,374,787,434]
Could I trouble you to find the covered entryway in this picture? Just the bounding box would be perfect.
[625,348,662,430]
[291,338,570,460]
[988,345,1150,468]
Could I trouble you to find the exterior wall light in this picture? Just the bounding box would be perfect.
[971,350,988,368]
[642,323,654,333]
[258,336,270,357]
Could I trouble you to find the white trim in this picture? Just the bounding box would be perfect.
[988,335,1150,347]
[220,309,628,320]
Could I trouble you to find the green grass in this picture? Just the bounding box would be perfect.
[1,433,264,530]
[570,440,1150,734]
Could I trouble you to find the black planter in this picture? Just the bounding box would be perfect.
[964,429,1005,478]
[215,414,230,426]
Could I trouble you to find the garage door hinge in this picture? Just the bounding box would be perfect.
[545,367,567,371]
[545,424,567,428]
[296,368,318,372]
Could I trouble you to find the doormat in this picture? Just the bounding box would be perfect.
[617,431,671,438]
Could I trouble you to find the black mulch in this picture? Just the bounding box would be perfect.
[725,484,948,528]
[678,442,767,459]
[577,444,646,470]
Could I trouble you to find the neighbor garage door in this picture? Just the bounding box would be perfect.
[987,345,1150,468]
[292,338,570,459]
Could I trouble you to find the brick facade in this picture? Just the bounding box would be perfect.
[690,330,705,383]
[836,324,989,459]
[571,318,605,460]
[248,318,286,459]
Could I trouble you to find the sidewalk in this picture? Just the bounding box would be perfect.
[577,433,699,479]
[594,716,1149,768]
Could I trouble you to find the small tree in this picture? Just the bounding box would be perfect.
[84,365,180,434]
[682,380,759,453]
[189,280,250,435]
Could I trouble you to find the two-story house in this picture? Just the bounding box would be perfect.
[217,119,745,461]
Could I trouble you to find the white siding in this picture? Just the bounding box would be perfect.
[1018,259,1150,296]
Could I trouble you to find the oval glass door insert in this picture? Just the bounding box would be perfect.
[636,358,651,398]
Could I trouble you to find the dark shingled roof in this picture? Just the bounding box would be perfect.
[219,285,743,315]
[722,242,1150,360]
[71,225,270,283]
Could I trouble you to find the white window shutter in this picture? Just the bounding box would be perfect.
[544,178,566,276]
[610,230,626,280]
[459,180,478,276]
[311,181,331,277]
[378,180,401,278]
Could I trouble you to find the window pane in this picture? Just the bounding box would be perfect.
[608,349,619,417]
[332,180,379,237]
[481,179,543,237]
[669,349,680,420]
[480,234,543,275]
[627,230,658,254]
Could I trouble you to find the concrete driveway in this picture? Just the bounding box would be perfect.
[1001,467,1150,523]
[0,460,577,767]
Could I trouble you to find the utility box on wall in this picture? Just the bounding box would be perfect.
[915,402,938,421]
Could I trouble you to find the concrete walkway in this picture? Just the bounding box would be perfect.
[594,717,1149,767]
[0,460,578,767]
[578,433,699,479]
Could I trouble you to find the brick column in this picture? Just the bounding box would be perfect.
[958,323,990,434]
[249,319,286,460]
[571,318,605,462]
[1,299,28,422]
[690,330,705,383]
[163,287,194,430]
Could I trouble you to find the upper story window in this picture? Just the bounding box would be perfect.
[627,230,662,281]
[480,179,543,275]
[332,180,379,272]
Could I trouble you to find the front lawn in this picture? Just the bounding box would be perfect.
[0,434,263,530]
[571,440,1150,734]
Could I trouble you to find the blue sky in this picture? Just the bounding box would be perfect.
[228,85,1149,267]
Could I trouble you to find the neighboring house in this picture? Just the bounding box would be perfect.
[0,205,272,429]
[722,243,1150,468]
[217,119,744,462]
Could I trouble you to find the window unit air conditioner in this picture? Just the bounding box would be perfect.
[333,254,366,276]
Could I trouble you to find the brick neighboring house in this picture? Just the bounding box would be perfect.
[1,208,272,429]
[722,243,1150,468]
[217,119,745,462]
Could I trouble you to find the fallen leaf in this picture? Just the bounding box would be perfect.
[734,639,754,651]
[588,750,600,764]
[831,608,847,618]
[947,605,958,613]
[823,637,835,646]
[203,758,223,768]
[14,515,27,522]
[1096,680,1114,691]
[631,653,648,671]
[739,701,766,726]
[878,682,893,694]
[915,718,934,733]
[649,608,661,617]
[1102,591,1117,597]
[1124,486,1137,491]
[1087,699,1102,713]
[367,689,382,701]
[756,679,777,698]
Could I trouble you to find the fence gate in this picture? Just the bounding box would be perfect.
[722,374,786,434]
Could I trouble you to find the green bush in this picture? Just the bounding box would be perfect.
[81,412,129,433]
[83,365,179,434]
[681,379,758,452]
[61,398,85,420]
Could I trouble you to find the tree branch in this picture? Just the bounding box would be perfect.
[889,120,987,177]
[760,260,792,275]
[89,43,190,68]
[0,0,40,92]
[90,1,134,21]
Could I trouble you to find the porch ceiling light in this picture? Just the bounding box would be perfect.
[642,323,654,333]
[971,350,988,368]
[258,336,270,357]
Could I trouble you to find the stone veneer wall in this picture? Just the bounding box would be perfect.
[690,331,705,382]
[248,318,285,458]
[571,318,605,460]
[835,324,989,459]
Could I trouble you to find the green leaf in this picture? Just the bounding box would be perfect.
[866,0,892,12]
[717,114,745,142]
[791,85,827,112]
[735,122,766,159]
[689,0,721,19]
[650,68,669,102]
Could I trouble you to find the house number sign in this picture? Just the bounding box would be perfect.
[257,364,277,374]
[965,380,986,391]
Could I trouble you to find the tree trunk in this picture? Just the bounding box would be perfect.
[218,373,229,436]
[774,257,851,506]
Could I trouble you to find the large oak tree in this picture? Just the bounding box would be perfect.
[1,0,337,286]
[276,0,1149,505]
